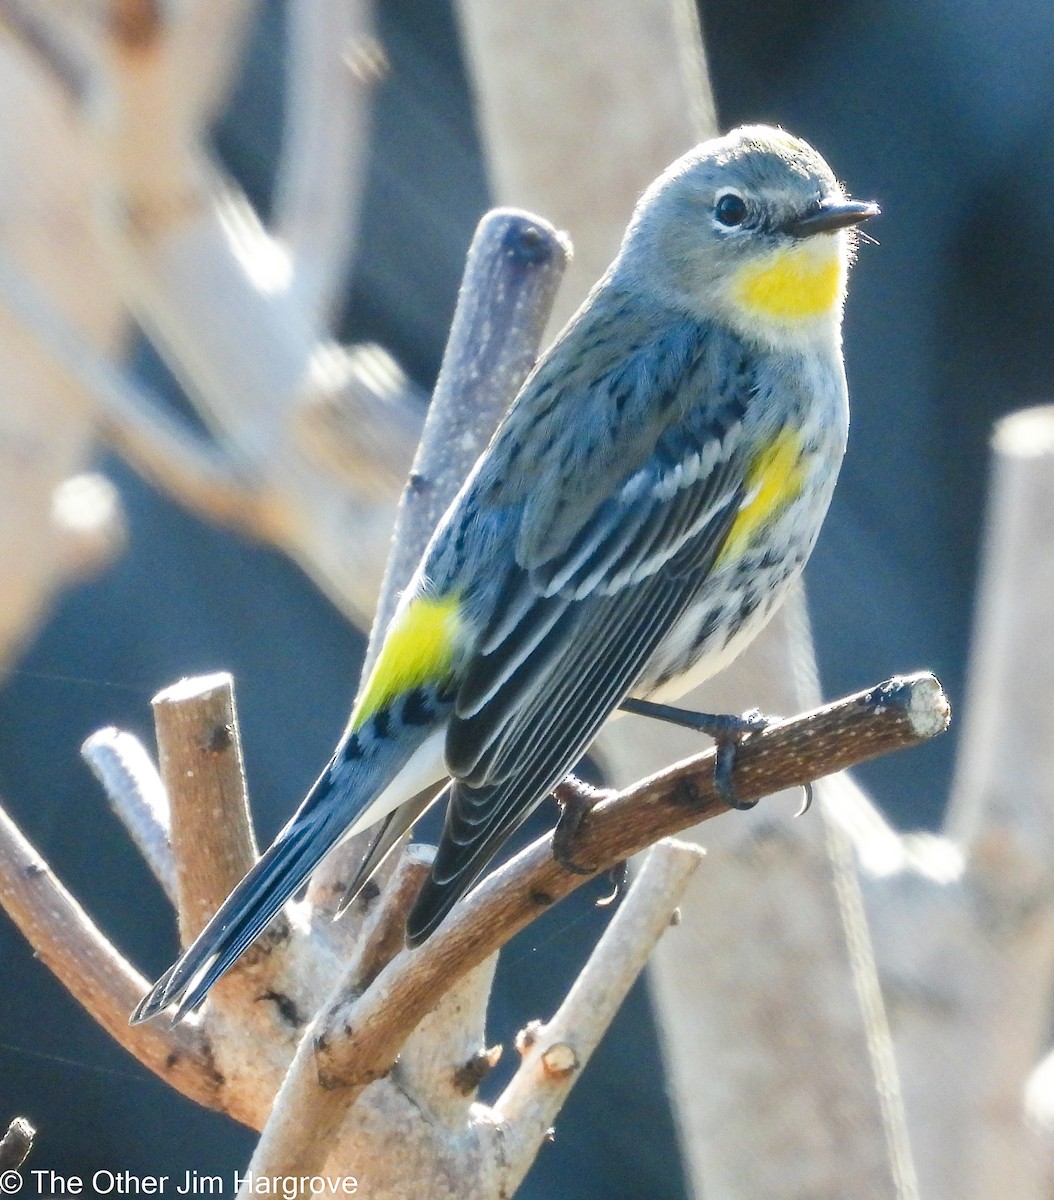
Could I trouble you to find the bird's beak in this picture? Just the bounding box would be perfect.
[785,199,880,238]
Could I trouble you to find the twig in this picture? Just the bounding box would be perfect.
[364,207,570,668]
[81,727,175,903]
[0,247,264,534]
[240,672,949,1179]
[495,839,703,1190]
[0,1116,34,1171]
[148,675,316,1112]
[167,0,256,128]
[0,0,92,103]
[348,844,435,992]
[274,0,379,323]
[0,797,221,1109]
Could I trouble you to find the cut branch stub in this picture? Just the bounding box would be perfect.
[151,672,257,944]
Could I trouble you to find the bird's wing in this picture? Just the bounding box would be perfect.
[406,421,757,944]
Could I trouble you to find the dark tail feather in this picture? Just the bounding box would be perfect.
[131,804,346,1024]
[335,786,440,915]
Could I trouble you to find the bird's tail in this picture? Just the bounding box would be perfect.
[131,729,440,1024]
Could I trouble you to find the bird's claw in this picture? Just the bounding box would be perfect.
[552,775,610,875]
[596,860,628,907]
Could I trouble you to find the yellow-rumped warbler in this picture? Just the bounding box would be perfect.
[133,125,877,1023]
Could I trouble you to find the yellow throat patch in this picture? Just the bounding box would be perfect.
[732,241,843,323]
[352,594,462,728]
[718,428,807,565]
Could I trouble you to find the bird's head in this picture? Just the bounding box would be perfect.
[617,125,879,349]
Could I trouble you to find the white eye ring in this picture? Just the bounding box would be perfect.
[713,189,749,230]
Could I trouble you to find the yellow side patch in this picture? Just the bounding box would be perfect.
[352,594,462,729]
[732,243,843,322]
[718,429,806,565]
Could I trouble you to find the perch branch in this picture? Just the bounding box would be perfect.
[241,672,949,1179]
[81,727,175,903]
[495,839,703,1190]
[0,797,220,1109]
[0,1116,34,1171]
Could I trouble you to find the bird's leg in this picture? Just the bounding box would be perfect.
[619,697,813,815]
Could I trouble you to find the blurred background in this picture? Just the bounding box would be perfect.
[1,0,1052,1196]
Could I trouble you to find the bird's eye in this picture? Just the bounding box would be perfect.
[714,192,748,228]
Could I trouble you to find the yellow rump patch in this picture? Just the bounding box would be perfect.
[352,594,462,729]
[718,429,806,565]
[732,243,843,323]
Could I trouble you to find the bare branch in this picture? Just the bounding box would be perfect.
[81,726,175,903]
[364,207,570,667]
[152,673,258,943]
[348,844,435,992]
[274,0,380,323]
[239,673,948,1179]
[457,0,715,328]
[0,246,265,534]
[0,0,92,102]
[495,839,703,1189]
[878,406,1054,1200]
[148,674,315,1103]
[0,796,220,1109]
